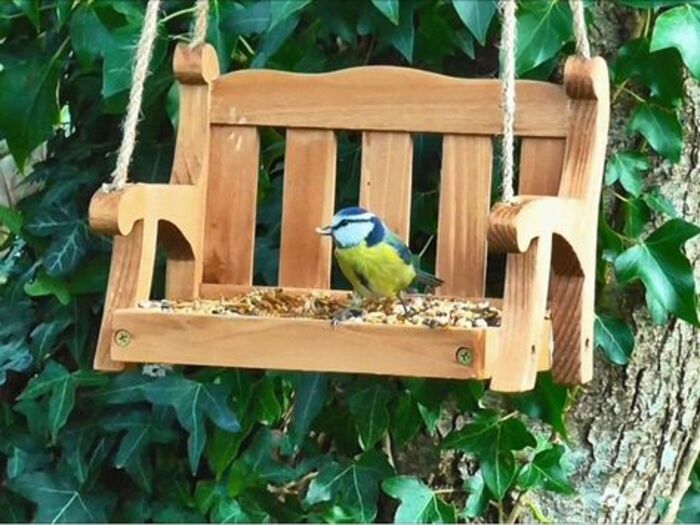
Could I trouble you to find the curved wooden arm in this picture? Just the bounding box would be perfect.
[89,183,202,250]
[487,196,589,392]
[487,195,586,258]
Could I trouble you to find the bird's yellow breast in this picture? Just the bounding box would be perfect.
[334,241,416,298]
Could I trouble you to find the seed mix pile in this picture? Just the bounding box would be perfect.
[138,288,502,328]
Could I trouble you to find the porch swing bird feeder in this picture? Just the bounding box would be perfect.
[89,0,610,392]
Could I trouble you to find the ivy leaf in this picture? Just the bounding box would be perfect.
[348,383,392,449]
[0,340,32,386]
[615,219,700,325]
[513,372,569,439]
[650,5,700,79]
[0,40,63,170]
[143,377,240,474]
[443,413,535,500]
[0,204,22,234]
[251,377,282,426]
[385,1,416,62]
[594,314,635,365]
[371,0,399,25]
[382,476,456,523]
[305,450,393,523]
[12,0,40,31]
[517,445,574,495]
[642,187,678,218]
[515,0,572,75]
[462,471,490,519]
[391,392,423,449]
[269,0,311,29]
[623,197,651,239]
[24,272,71,305]
[612,39,684,106]
[69,5,112,66]
[628,103,682,162]
[8,471,110,523]
[30,316,72,362]
[646,289,670,325]
[481,449,517,501]
[43,222,90,277]
[442,412,536,455]
[290,373,327,446]
[605,152,649,197]
[619,0,692,7]
[451,0,496,46]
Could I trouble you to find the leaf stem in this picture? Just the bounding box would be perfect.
[620,86,646,104]
[611,79,629,104]
[643,9,652,39]
[160,6,196,24]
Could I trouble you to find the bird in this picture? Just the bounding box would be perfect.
[315,207,444,307]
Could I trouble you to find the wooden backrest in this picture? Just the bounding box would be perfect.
[201,67,570,297]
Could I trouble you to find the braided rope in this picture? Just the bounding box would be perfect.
[569,0,591,58]
[189,0,210,49]
[104,0,162,192]
[498,0,517,204]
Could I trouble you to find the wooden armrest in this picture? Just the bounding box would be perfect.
[488,195,585,254]
[89,183,202,249]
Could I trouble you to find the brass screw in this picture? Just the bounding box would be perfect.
[114,329,132,348]
[456,346,473,366]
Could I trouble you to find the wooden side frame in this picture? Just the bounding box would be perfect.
[89,44,219,371]
[488,57,610,392]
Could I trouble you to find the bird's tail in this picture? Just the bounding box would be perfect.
[415,269,444,288]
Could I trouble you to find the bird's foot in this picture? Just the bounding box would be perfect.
[330,306,363,328]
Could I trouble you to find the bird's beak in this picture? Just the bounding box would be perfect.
[315,225,332,236]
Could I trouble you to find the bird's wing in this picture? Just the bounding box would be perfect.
[383,230,413,265]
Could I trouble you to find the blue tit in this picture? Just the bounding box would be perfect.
[316,207,444,299]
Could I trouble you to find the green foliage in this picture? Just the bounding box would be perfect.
[594,314,635,365]
[382,476,456,523]
[0,1,698,523]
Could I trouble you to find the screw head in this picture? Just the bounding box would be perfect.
[456,346,473,366]
[114,329,132,348]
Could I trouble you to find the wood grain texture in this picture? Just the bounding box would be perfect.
[167,46,218,294]
[110,309,552,379]
[279,129,337,288]
[203,125,260,285]
[211,67,569,137]
[519,138,566,195]
[490,235,552,392]
[94,222,155,371]
[359,131,413,241]
[436,135,493,297]
[550,57,610,384]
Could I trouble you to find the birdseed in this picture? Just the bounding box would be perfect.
[138,288,502,328]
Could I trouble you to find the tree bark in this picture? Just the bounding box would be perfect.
[527,4,700,523]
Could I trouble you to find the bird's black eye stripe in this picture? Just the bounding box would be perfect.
[332,217,371,230]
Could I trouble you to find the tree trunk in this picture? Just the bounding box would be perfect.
[528,4,700,522]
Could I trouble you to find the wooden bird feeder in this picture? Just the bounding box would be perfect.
[89,43,609,392]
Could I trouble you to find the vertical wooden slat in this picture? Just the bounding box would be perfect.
[279,129,337,288]
[203,125,260,285]
[519,138,565,196]
[436,135,493,297]
[94,221,156,371]
[490,235,552,392]
[359,131,413,241]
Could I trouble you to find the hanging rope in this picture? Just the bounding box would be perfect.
[104,0,162,192]
[497,0,591,203]
[189,0,210,49]
[498,0,517,204]
[105,0,210,192]
[569,0,591,59]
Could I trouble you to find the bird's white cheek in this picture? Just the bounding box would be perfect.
[334,222,373,247]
